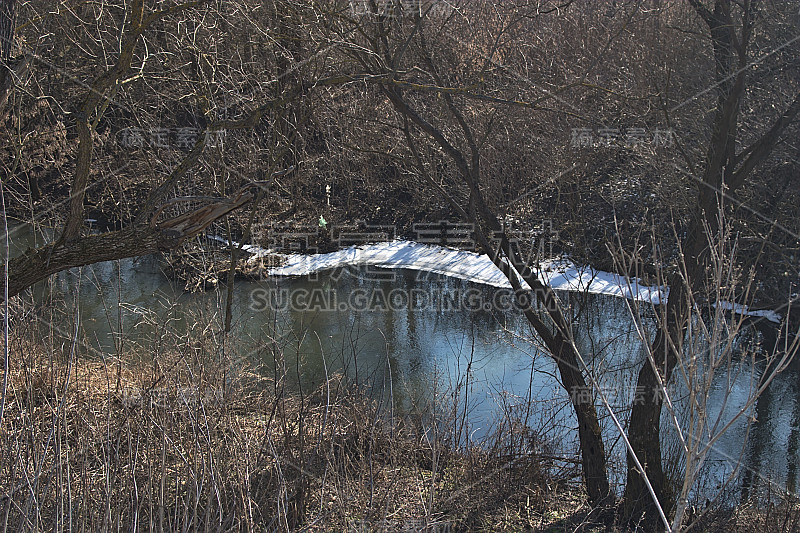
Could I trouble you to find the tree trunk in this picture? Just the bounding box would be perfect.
[623,3,747,526]
[3,226,174,298]
[622,329,676,528]
[622,222,705,528]
[387,81,614,509]
[555,343,613,510]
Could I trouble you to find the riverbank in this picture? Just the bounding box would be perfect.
[0,333,588,531]
[2,334,797,532]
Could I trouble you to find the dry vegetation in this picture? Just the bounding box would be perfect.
[0,318,575,532]
[1,307,798,532]
[3,1,800,531]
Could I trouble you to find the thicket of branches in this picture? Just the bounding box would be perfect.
[2,1,800,531]
[2,1,798,305]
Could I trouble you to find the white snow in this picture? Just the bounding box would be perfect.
[255,239,667,303]
[211,236,781,323]
[713,301,782,324]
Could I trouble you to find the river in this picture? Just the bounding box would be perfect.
[5,222,799,504]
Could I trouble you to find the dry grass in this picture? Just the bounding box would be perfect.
[2,324,797,532]
[0,328,587,533]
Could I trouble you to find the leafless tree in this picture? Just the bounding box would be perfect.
[326,0,800,529]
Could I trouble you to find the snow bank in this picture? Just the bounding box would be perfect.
[713,301,782,324]
[262,239,667,303]
[210,236,780,323]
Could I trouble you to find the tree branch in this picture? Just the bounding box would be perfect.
[730,90,800,191]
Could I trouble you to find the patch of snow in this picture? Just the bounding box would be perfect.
[272,241,514,287]
[210,236,782,322]
[266,239,668,304]
[713,301,782,324]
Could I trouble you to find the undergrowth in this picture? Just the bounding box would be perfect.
[1,308,797,532]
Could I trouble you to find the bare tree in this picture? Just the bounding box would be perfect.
[328,0,800,529]
[623,1,800,527]
[0,0,326,299]
[332,0,622,513]
[3,1,799,529]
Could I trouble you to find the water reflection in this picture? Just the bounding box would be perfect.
[7,223,799,502]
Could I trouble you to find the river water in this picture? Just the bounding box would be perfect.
[6,223,800,503]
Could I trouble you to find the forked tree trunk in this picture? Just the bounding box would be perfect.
[623,2,748,527]
[622,216,709,529]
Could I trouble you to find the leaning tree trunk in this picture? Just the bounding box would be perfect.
[487,232,613,509]
[4,227,169,298]
[3,187,258,299]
